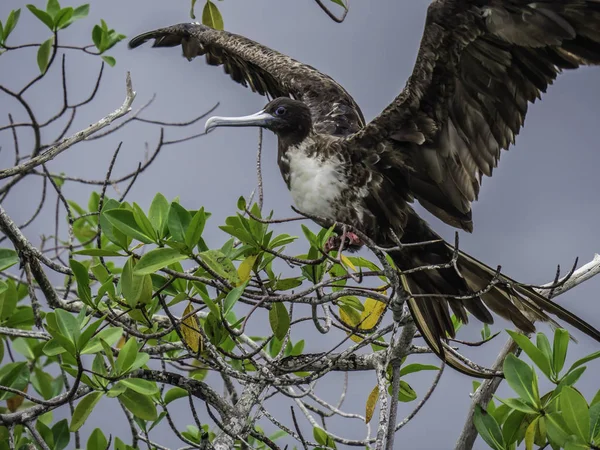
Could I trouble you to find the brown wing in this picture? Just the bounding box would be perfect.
[129,23,365,137]
[347,0,600,231]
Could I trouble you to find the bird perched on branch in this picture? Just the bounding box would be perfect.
[129,0,600,377]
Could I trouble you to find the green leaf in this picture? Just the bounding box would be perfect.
[0,248,19,271]
[560,366,587,389]
[0,362,29,400]
[2,9,20,42]
[190,0,198,18]
[91,23,102,51]
[70,391,103,431]
[568,350,600,373]
[507,330,553,380]
[312,427,336,449]
[70,259,93,306]
[31,368,54,400]
[564,437,591,450]
[591,389,600,407]
[546,412,571,449]
[54,7,73,29]
[116,337,139,374]
[43,338,66,356]
[133,248,186,276]
[101,55,116,66]
[398,363,439,377]
[36,37,53,73]
[54,308,81,346]
[553,328,570,376]
[77,317,105,351]
[52,419,70,450]
[473,405,506,450]
[116,378,159,395]
[202,0,223,30]
[536,332,553,364]
[46,0,60,18]
[329,0,347,9]
[199,250,240,283]
[73,248,124,257]
[90,263,112,288]
[561,386,590,442]
[119,388,157,421]
[269,302,290,340]
[503,354,539,408]
[81,326,122,354]
[129,349,149,372]
[223,282,247,316]
[481,323,491,340]
[164,387,188,405]
[502,409,526,445]
[496,397,539,415]
[397,380,417,402]
[121,257,153,307]
[104,209,154,244]
[589,402,600,443]
[26,5,54,30]
[86,428,107,450]
[149,193,169,238]
[167,202,191,243]
[0,280,18,322]
[36,420,54,448]
[72,4,89,20]
[132,203,157,242]
[185,208,208,249]
[60,3,88,28]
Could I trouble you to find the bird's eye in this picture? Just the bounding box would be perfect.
[275,106,287,116]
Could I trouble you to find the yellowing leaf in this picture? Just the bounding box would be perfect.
[181,302,202,353]
[340,254,356,271]
[525,417,538,450]
[202,0,224,30]
[339,305,362,343]
[360,298,387,331]
[116,335,127,349]
[237,254,258,285]
[365,385,379,423]
[6,385,26,412]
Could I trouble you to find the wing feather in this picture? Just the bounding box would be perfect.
[347,0,600,230]
[129,23,365,136]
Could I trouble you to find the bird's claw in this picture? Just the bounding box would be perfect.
[324,232,363,253]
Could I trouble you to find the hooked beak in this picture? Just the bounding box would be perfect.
[205,110,275,133]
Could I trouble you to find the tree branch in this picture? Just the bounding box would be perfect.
[0,73,135,180]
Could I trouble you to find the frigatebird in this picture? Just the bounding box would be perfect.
[129,0,600,377]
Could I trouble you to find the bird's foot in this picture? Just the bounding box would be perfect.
[324,232,363,253]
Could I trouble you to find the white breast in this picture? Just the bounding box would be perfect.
[287,144,346,220]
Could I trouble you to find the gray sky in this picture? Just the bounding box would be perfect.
[1,0,599,448]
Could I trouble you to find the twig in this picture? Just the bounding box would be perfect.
[313,0,349,23]
[256,128,264,211]
[0,73,136,179]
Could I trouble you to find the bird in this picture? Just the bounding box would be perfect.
[129,0,600,377]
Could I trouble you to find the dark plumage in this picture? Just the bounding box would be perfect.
[129,0,600,377]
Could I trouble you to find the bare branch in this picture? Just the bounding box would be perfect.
[0,73,136,180]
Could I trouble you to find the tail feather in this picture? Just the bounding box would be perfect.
[459,249,600,342]
[392,214,600,378]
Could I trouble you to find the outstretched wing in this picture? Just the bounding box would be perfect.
[347,0,600,231]
[129,23,365,137]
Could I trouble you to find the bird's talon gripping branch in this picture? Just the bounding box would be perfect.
[324,231,363,253]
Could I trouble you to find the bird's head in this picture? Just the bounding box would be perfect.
[205,98,312,144]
